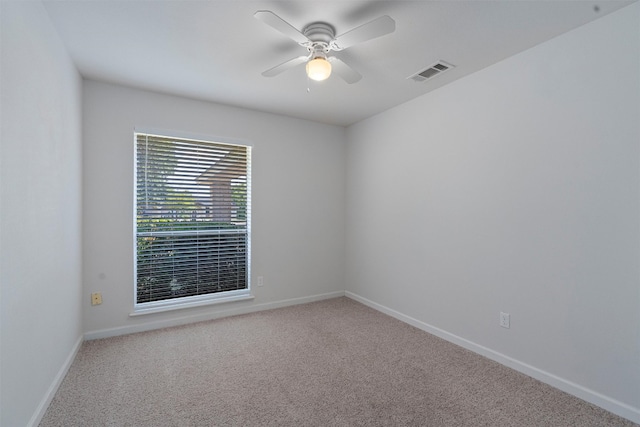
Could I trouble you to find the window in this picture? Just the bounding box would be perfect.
[135,131,251,309]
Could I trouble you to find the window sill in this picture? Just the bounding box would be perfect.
[130,292,254,317]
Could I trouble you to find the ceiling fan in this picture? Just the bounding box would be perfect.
[254,10,396,84]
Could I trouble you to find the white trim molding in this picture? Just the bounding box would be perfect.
[345,291,640,425]
[27,335,83,427]
[85,291,345,340]
[131,292,255,316]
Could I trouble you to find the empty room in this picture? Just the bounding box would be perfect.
[1,0,639,425]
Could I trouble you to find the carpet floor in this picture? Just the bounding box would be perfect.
[40,297,637,426]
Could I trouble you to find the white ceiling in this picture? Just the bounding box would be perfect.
[43,0,633,126]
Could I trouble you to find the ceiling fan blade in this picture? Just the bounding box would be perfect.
[254,10,309,45]
[331,15,395,51]
[328,57,362,84]
[262,55,309,77]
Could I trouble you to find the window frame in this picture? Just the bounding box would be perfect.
[132,128,253,315]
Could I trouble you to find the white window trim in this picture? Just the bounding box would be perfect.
[133,127,253,313]
[130,290,254,316]
[133,126,254,148]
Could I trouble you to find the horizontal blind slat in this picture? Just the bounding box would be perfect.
[135,132,250,304]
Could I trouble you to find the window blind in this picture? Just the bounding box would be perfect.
[135,133,250,304]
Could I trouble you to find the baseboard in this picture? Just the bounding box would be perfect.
[27,334,83,427]
[345,291,640,425]
[84,291,346,340]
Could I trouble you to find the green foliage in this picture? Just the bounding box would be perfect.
[231,182,247,221]
[136,232,248,304]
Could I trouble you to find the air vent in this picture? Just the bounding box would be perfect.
[408,61,454,82]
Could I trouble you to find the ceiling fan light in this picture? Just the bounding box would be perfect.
[306,57,332,81]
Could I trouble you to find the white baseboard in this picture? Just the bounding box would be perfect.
[345,291,640,425]
[84,291,346,340]
[27,334,83,427]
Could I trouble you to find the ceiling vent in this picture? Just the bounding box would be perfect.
[408,61,454,82]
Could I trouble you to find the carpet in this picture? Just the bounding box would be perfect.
[40,297,637,426]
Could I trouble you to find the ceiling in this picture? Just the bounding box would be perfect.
[42,0,633,126]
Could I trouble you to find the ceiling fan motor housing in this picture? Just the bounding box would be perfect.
[302,23,335,59]
[302,22,335,44]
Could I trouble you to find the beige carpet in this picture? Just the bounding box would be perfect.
[40,297,637,426]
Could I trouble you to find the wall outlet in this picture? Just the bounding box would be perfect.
[257,276,264,287]
[499,312,510,329]
[91,292,102,306]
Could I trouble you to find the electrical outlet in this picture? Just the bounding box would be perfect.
[91,292,102,306]
[499,312,510,329]
[257,276,264,287]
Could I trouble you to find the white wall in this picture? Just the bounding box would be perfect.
[345,3,640,422]
[0,2,83,426]
[82,81,346,336]
[2,1,636,424]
